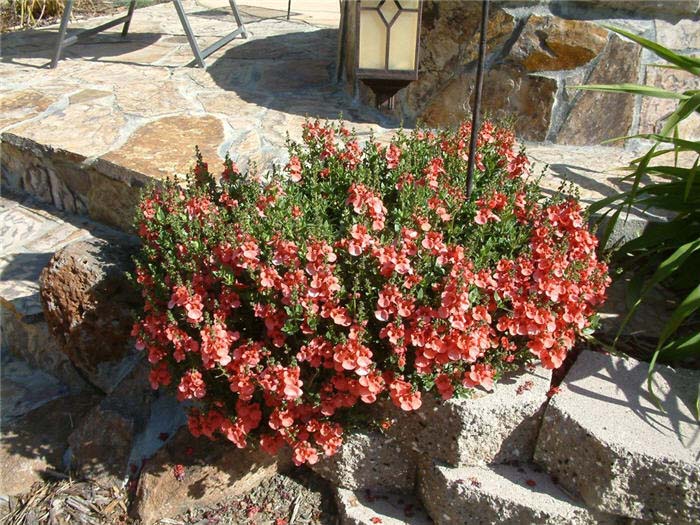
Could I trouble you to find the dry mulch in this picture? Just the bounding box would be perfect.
[0,479,130,525]
[0,468,337,525]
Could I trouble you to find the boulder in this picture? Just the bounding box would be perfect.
[133,427,290,525]
[40,236,142,393]
[336,487,432,525]
[0,395,99,497]
[418,462,615,525]
[67,405,134,487]
[534,350,700,523]
[1,346,69,422]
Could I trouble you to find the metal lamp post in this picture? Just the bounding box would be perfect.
[466,0,490,199]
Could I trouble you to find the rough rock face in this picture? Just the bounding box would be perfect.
[133,427,291,525]
[534,350,700,523]
[510,15,609,72]
[0,395,99,497]
[67,405,135,487]
[343,0,698,145]
[556,35,641,145]
[40,236,141,393]
[639,66,700,140]
[422,65,558,141]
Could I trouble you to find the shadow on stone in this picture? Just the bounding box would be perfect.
[132,426,292,525]
[0,394,101,497]
[206,28,388,124]
[0,28,161,68]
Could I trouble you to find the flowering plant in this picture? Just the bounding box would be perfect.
[132,120,610,466]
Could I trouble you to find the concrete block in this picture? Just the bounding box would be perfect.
[310,430,416,492]
[535,350,700,523]
[418,462,614,525]
[336,487,432,525]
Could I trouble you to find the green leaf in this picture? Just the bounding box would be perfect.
[617,238,700,342]
[656,284,700,354]
[685,157,699,202]
[659,92,700,137]
[573,83,688,99]
[658,332,700,361]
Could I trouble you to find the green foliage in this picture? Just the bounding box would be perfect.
[579,26,700,409]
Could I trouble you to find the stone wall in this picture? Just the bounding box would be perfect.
[344,0,700,144]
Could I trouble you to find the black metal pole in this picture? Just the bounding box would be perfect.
[466,0,490,200]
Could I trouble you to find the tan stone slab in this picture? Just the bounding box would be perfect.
[65,35,173,65]
[114,81,190,117]
[526,143,636,204]
[69,89,113,105]
[640,66,700,140]
[0,90,59,131]
[655,18,700,50]
[101,114,225,179]
[197,91,267,118]
[557,35,641,145]
[66,60,171,86]
[0,89,56,117]
[198,0,341,27]
[0,205,64,254]
[10,103,127,158]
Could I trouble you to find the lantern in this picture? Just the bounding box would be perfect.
[355,0,423,108]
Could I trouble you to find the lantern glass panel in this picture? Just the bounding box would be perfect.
[399,0,420,9]
[358,9,387,69]
[379,0,399,24]
[388,11,418,70]
[362,0,382,7]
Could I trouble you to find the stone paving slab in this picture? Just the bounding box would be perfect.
[534,350,700,523]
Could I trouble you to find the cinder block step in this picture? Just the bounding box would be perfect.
[311,367,552,492]
[535,350,700,523]
[336,487,432,525]
[418,462,614,525]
